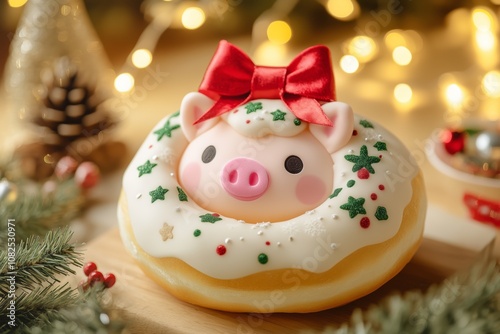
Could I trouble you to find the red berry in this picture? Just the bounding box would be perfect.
[83,262,97,276]
[75,162,100,189]
[55,156,79,180]
[103,273,116,288]
[216,245,226,255]
[88,270,104,286]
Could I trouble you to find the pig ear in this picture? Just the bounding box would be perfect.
[180,92,219,142]
[309,102,354,154]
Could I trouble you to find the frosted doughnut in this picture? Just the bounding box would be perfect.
[117,97,426,313]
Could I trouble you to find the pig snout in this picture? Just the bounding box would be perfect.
[220,158,269,201]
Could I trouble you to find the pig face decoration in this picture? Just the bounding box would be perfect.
[178,94,353,223]
[176,41,354,223]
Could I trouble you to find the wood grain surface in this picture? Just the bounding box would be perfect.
[83,227,494,334]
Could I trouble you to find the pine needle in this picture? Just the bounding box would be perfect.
[0,178,85,243]
[318,256,500,334]
[0,226,82,294]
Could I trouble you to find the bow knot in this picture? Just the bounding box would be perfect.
[195,40,336,126]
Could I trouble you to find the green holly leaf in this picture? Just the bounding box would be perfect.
[359,119,374,128]
[373,142,387,151]
[375,206,389,220]
[200,213,222,223]
[177,187,188,202]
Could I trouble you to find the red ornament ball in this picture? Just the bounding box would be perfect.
[104,273,116,288]
[83,262,97,276]
[75,161,100,189]
[441,129,465,155]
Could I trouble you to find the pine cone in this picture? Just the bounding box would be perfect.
[34,57,115,147]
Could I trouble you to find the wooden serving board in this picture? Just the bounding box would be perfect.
[83,224,494,334]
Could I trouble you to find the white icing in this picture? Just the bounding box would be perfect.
[222,99,307,138]
[119,111,418,280]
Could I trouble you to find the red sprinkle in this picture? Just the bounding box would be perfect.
[216,245,227,255]
[360,217,370,229]
[246,120,251,124]
[378,184,385,190]
[148,144,153,149]
[352,130,358,136]
[379,155,383,159]
[265,241,271,246]
[357,168,370,179]
[212,213,220,217]
[370,193,377,200]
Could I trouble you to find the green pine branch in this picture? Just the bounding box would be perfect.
[0,178,85,243]
[317,257,500,334]
[0,227,82,295]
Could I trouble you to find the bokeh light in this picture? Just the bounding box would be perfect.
[114,73,135,93]
[347,36,377,63]
[181,6,206,30]
[445,83,465,107]
[340,55,359,74]
[394,83,413,103]
[326,0,359,21]
[267,21,292,45]
[132,49,153,69]
[392,46,412,66]
[8,0,28,7]
[482,70,500,97]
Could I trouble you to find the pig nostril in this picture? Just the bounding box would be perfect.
[249,172,259,186]
[229,170,238,183]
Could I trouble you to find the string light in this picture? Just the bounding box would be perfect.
[340,55,359,74]
[267,20,292,45]
[131,49,153,69]
[181,6,206,30]
[392,46,412,66]
[394,83,413,103]
[114,73,135,93]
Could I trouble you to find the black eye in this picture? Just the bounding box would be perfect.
[284,155,303,174]
[202,145,216,163]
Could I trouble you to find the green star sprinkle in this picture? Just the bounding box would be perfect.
[245,102,263,114]
[149,186,169,203]
[344,145,381,174]
[200,213,222,223]
[340,196,366,218]
[177,187,188,202]
[270,109,287,121]
[375,206,389,220]
[153,112,180,141]
[359,119,374,128]
[329,188,342,199]
[137,160,157,177]
[373,141,387,151]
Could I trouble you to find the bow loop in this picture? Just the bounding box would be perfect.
[195,40,336,126]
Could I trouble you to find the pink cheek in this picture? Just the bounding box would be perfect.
[295,175,327,206]
[181,162,201,194]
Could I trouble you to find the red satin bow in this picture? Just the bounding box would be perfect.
[194,40,336,126]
